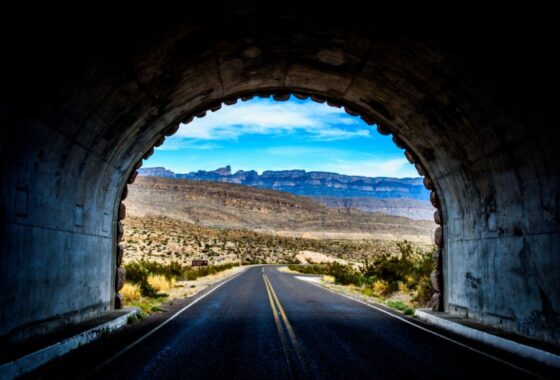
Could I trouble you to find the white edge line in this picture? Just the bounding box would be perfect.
[85,267,249,377]
[296,276,545,379]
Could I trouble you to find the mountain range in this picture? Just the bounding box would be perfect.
[138,166,433,220]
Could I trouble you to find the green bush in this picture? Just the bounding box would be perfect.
[287,241,435,308]
[362,287,374,297]
[125,261,150,284]
[287,264,328,275]
[386,300,409,311]
[124,260,239,297]
[287,263,362,285]
[140,281,159,297]
[359,241,434,297]
[326,262,363,286]
[412,274,434,306]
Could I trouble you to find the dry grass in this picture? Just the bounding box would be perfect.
[322,275,335,283]
[372,280,390,297]
[147,275,176,292]
[121,283,141,302]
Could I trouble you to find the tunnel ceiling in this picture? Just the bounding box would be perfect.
[1,6,556,179]
[0,4,558,345]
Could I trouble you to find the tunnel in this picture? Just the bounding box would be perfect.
[0,4,558,347]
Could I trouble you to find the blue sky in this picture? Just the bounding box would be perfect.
[145,96,418,178]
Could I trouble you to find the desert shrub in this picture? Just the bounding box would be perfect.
[412,274,434,306]
[326,262,363,286]
[398,281,409,293]
[359,241,434,294]
[121,283,141,302]
[287,264,328,275]
[288,262,364,286]
[195,262,237,277]
[372,280,390,297]
[133,260,183,279]
[125,261,150,284]
[322,275,335,283]
[140,281,159,297]
[386,300,409,312]
[147,275,175,292]
[386,300,415,315]
[125,260,239,289]
[362,287,374,297]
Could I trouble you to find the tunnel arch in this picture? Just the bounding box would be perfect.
[1,7,558,346]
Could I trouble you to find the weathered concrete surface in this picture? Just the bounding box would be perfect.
[0,4,558,346]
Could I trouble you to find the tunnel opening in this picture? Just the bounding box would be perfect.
[115,95,441,315]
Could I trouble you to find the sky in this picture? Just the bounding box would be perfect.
[145,96,418,178]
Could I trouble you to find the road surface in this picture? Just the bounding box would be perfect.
[29,266,556,379]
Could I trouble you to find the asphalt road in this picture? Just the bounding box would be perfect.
[29,266,557,379]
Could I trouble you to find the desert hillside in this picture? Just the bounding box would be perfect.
[309,196,434,220]
[122,215,428,266]
[124,176,436,243]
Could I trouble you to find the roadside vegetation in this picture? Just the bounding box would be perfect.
[288,241,434,313]
[121,214,434,315]
[122,260,239,313]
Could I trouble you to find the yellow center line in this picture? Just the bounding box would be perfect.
[263,274,294,377]
[263,274,308,373]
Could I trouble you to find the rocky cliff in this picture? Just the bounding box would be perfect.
[139,166,430,201]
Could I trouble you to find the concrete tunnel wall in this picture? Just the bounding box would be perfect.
[0,6,558,345]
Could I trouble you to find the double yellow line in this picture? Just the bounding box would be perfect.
[263,274,308,375]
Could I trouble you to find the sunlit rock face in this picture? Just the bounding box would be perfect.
[139,167,430,200]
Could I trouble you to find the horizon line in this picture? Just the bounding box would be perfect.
[139,165,423,180]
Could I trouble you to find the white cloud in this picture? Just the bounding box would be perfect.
[320,157,419,178]
[173,98,369,141]
[264,147,417,177]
